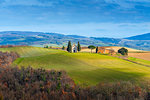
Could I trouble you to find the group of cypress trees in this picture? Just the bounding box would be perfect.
[63,41,81,53]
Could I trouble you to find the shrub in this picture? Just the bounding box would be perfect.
[0,51,19,67]
[118,47,128,55]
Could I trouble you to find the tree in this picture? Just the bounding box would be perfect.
[77,41,81,52]
[118,47,128,55]
[67,41,72,53]
[62,46,65,50]
[96,46,98,53]
[44,45,48,48]
[88,45,96,53]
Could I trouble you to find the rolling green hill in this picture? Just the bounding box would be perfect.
[0,46,150,86]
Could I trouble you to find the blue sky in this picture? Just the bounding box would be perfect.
[0,0,150,38]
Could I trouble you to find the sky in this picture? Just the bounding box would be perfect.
[0,0,150,38]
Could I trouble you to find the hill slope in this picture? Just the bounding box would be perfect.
[126,33,150,40]
[1,46,150,85]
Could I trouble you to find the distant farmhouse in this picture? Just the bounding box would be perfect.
[97,47,116,55]
[72,44,78,53]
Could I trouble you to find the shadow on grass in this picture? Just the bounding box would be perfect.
[69,68,147,86]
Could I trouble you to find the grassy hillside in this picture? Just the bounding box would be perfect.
[0,46,150,86]
[128,57,150,65]
[109,46,143,52]
[0,46,62,57]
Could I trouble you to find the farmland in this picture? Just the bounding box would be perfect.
[80,46,143,53]
[0,46,150,86]
[128,52,150,61]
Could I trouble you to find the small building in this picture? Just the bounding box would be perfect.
[97,47,116,55]
[72,44,78,53]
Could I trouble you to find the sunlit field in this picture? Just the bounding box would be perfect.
[1,46,150,85]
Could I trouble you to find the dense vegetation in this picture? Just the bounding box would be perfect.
[0,51,19,67]
[0,66,150,100]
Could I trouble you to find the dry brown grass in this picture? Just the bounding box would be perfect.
[128,52,150,61]
[103,46,143,52]
[80,46,143,53]
[80,48,96,53]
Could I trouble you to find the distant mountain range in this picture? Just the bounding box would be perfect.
[126,33,150,40]
[0,31,149,51]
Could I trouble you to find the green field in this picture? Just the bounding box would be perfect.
[0,46,150,86]
[128,57,150,65]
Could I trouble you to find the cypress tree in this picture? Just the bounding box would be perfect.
[77,41,81,52]
[67,41,72,53]
[62,46,65,50]
[96,46,98,53]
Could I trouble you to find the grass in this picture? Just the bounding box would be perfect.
[128,57,150,65]
[0,46,62,57]
[0,46,150,86]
